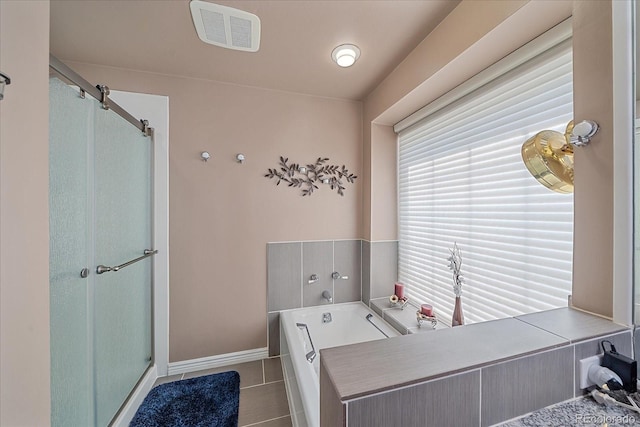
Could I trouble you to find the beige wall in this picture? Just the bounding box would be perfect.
[64,62,363,361]
[0,1,51,425]
[369,124,397,241]
[571,0,614,317]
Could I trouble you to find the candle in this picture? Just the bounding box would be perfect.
[394,283,404,299]
[421,304,433,317]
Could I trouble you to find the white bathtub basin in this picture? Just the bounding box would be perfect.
[280,302,399,427]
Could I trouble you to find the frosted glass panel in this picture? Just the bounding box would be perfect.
[49,77,93,426]
[93,104,152,426]
[50,76,153,426]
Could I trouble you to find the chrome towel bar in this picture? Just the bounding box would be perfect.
[365,313,390,338]
[296,322,317,363]
[96,249,157,274]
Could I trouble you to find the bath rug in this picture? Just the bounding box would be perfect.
[130,371,240,427]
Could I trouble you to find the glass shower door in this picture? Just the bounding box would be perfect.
[49,76,153,426]
[93,102,153,425]
[50,77,93,427]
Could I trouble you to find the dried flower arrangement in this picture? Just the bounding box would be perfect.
[447,242,464,297]
[447,242,465,326]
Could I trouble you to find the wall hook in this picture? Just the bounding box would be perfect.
[201,151,211,162]
[236,153,245,164]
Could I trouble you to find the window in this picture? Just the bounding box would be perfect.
[397,31,573,324]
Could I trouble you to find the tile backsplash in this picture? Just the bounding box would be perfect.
[267,239,397,356]
[368,241,398,303]
[267,242,302,312]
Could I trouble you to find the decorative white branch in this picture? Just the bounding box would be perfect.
[447,242,464,297]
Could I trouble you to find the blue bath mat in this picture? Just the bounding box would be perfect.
[130,371,240,427]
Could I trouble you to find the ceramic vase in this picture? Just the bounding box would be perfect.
[452,296,464,326]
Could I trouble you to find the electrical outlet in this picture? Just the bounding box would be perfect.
[579,354,603,389]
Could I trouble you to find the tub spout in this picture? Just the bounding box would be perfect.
[322,290,333,303]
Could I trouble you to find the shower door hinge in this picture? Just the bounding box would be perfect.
[96,84,110,110]
[141,119,152,137]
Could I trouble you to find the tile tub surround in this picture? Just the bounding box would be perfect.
[319,308,630,427]
[363,240,398,304]
[268,240,395,356]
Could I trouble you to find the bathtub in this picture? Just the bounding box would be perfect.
[280,302,400,427]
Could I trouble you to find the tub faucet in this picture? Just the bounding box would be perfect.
[322,290,333,303]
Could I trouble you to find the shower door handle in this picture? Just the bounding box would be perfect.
[96,249,157,274]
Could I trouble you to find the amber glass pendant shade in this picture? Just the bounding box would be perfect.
[521,121,575,194]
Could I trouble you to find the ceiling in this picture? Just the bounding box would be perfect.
[50,0,460,101]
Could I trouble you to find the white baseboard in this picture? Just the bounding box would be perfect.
[112,364,158,427]
[167,347,269,376]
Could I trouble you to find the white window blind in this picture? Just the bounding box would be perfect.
[398,38,573,325]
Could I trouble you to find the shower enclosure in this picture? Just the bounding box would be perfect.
[49,57,155,426]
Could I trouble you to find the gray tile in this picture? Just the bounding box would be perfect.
[249,416,292,427]
[320,317,568,400]
[346,370,480,427]
[370,297,448,334]
[320,359,345,427]
[268,312,280,357]
[268,242,302,312]
[183,360,264,388]
[427,371,480,427]
[516,307,628,342]
[369,297,384,317]
[369,241,398,300]
[238,381,290,426]
[361,240,371,304]
[382,312,408,335]
[302,241,334,307]
[384,304,421,331]
[481,346,574,426]
[152,374,182,387]
[407,319,449,334]
[333,240,362,303]
[264,357,284,383]
[573,331,632,396]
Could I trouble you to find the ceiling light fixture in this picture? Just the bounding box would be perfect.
[331,44,360,68]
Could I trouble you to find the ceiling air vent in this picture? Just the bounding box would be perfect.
[190,1,261,52]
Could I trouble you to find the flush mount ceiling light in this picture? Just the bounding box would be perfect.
[331,44,360,67]
[521,120,600,194]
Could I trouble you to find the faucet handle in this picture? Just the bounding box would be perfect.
[332,271,349,280]
[308,274,319,284]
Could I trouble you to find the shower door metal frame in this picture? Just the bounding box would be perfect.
[50,55,153,138]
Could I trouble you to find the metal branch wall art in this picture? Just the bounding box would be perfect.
[265,156,357,196]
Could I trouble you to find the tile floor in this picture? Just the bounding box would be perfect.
[153,357,292,427]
